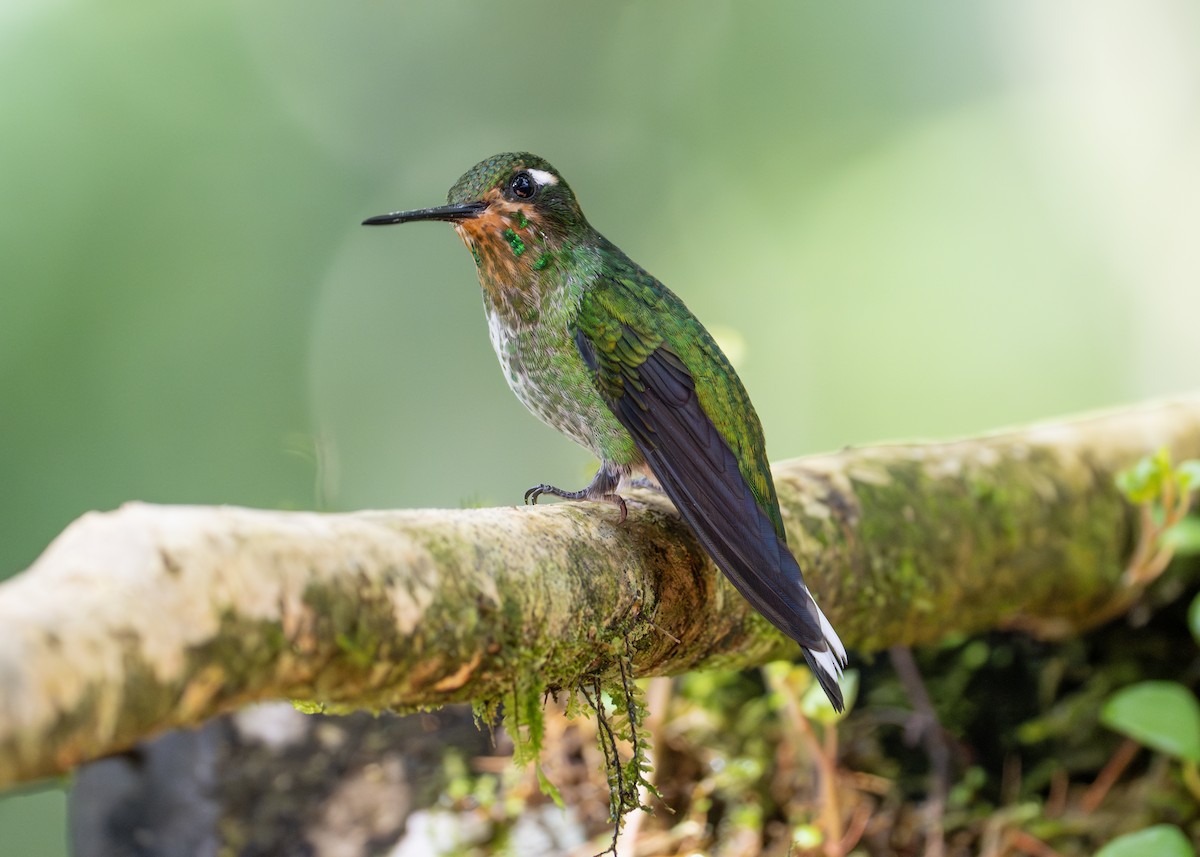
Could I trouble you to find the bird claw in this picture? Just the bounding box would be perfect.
[524,483,581,505]
[522,482,628,523]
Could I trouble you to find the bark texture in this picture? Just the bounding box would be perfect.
[2,395,1199,788]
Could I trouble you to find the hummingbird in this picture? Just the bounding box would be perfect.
[364,153,848,710]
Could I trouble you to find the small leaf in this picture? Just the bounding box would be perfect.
[290,699,326,715]
[1190,592,1200,647]
[1164,517,1200,557]
[536,764,564,808]
[1095,824,1193,857]
[792,824,824,849]
[1116,453,1166,504]
[1101,681,1200,762]
[1176,459,1200,494]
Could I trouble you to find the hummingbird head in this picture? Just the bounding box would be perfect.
[363,153,589,286]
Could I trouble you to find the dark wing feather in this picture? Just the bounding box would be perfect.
[574,324,828,653]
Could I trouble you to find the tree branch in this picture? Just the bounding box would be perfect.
[2,396,1199,788]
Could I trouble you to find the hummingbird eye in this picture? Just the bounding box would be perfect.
[509,172,536,200]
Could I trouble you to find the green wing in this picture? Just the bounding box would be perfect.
[571,264,845,710]
[573,265,786,540]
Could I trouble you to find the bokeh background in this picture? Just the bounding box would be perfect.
[3,1,1199,853]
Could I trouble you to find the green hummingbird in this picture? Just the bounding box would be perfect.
[364,152,847,710]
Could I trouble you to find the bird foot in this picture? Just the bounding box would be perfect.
[523,483,628,524]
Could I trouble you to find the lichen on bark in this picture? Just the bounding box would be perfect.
[1,395,1200,788]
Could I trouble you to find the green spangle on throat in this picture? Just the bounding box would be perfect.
[503,228,525,257]
[533,252,552,271]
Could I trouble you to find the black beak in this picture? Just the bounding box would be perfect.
[361,201,487,226]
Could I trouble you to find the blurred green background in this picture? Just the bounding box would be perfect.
[2,1,1199,853]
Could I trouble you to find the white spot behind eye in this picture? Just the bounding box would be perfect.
[526,168,558,187]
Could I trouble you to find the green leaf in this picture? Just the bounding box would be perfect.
[290,699,326,715]
[1190,593,1200,647]
[1176,459,1200,494]
[1164,517,1200,557]
[536,764,564,808]
[1101,681,1200,762]
[1095,824,1193,857]
[791,824,824,850]
[1116,451,1169,504]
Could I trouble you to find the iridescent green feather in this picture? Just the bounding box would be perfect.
[572,245,786,540]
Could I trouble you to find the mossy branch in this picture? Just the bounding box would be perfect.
[2,395,1200,789]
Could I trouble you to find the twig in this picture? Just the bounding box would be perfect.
[1044,768,1069,818]
[1008,829,1066,857]
[770,671,843,857]
[1080,738,1141,812]
[839,799,874,856]
[888,646,949,857]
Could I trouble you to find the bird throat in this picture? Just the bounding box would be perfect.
[452,192,562,326]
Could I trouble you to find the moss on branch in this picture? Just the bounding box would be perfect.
[1,395,1199,788]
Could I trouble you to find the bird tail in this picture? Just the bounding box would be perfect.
[801,598,849,712]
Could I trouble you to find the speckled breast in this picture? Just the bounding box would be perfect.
[482,298,640,467]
